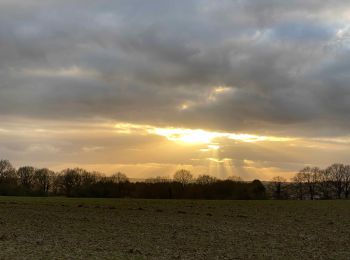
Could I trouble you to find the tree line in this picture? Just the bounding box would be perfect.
[0,160,266,199]
[270,163,350,199]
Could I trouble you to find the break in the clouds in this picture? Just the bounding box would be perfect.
[1,1,350,179]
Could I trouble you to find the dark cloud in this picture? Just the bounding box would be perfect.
[1,0,350,137]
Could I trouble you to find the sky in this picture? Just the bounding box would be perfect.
[1,1,350,180]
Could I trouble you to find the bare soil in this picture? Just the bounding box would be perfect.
[0,197,349,259]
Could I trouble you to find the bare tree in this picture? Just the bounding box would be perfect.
[316,169,332,199]
[0,159,16,180]
[291,172,305,200]
[33,168,54,195]
[173,169,193,186]
[17,166,36,192]
[111,172,129,183]
[327,163,345,199]
[297,167,319,200]
[196,175,217,185]
[60,168,84,196]
[271,176,287,199]
[81,171,99,186]
[343,165,350,199]
[0,160,17,195]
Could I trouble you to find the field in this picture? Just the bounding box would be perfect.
[0,197,349,259]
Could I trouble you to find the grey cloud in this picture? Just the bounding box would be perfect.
[0,1,350,137]
[271,22,334,42]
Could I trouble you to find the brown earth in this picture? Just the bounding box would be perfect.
[0,197,349,259]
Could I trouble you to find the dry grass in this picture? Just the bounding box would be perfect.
[0,197,349,259]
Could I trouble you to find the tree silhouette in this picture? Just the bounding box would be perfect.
[60,168,85,196]
[271,176,287,199]
[296,167,319,200]
[226,175,243,182]
[111,172,129,183]
[343,165,350,199]
[33,168,52,195]
[173,169,193,186]
[316,169,332,199]
[327,164,345,199]
[196,175,217,185]
[17,166,35,194]
[0,160,17,195]
[0,160,16,180]
[146,176,170,183]
[291,172,305,200]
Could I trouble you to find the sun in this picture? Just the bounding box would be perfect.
[151,128,219,144]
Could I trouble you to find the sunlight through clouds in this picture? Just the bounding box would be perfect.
[1,117,350,179]
[149,127,292,145]
[114,122,287,145]
[3,1,350,180]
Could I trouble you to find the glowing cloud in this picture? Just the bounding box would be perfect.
[208,144,220,150]
[149,127,291,145]
[208,86,234,102]
[151,128,218,144]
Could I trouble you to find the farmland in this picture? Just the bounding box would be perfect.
[0,197,349,259]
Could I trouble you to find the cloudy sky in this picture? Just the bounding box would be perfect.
[1,0,350,180]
